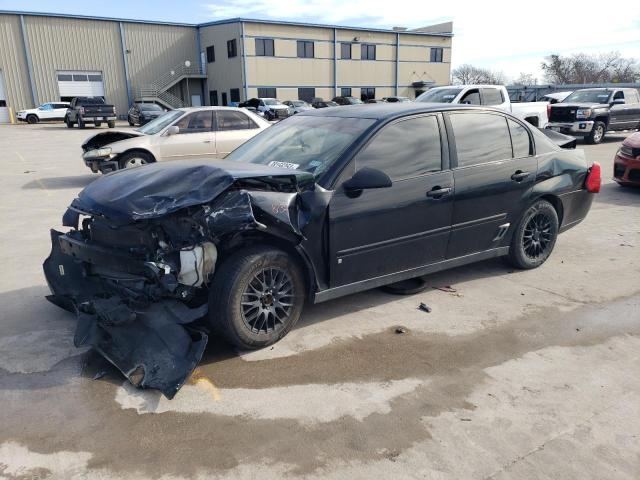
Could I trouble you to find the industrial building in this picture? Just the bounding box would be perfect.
[0,10,453,122]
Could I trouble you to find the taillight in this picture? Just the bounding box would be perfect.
[546,104,551,120]
[585,162,601,193]
[112,106,116,114]
[79,106,85,115]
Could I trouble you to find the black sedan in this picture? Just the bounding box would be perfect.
[43,104,600,397]
[127,103,167,126]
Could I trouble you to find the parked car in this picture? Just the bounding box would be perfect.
[332,96,364,105]
[613,131,640,187]
[81,106,270,173]
[383,96,411,103]
[538,91,573,104]
[366,99,384,103]
[547,88,640,144]
[283,100,313,114]
[416,85,549,127]
[241,98,292,120]
[312,99,338,108]
[65,97,116,129]
[16,102,70,124]
[44,103,600,398]
[127,103,167,126]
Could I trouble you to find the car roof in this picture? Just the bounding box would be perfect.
[297,103,513,120]
[178,106,249,112]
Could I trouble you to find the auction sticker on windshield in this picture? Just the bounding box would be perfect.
[268,161,299,170]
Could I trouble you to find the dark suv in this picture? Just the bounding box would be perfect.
[332,96,364,106]
[547,88,640,144]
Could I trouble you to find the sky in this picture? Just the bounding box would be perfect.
[2,0,639,81]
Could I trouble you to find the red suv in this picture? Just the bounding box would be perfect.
[614,132,640,187]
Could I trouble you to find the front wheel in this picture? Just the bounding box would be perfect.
[26,114,39,124]
[208,246,305,349]
[586,121,606,144]
[65,117,74,128]
[118,151,154,169]
[508,199,559,269]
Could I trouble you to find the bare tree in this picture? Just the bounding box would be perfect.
[541,51,640,84]
[512,72,538,86]
[452,64,506,85]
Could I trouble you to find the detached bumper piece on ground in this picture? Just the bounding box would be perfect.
[43,160,316,398]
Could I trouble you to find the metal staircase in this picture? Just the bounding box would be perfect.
[133,62,206,109]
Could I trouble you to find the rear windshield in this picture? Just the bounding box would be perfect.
[226,115,375,178]
[416,88,463,103]
[77,97,105,105]
[563,90,611,104]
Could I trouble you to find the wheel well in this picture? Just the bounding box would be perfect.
[219,232,315,299]
[118,149,156,163]
[595,116,608,127]
[539,194,564,225]
[524,116,539,127]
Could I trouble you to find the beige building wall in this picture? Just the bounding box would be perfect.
[0,14,32,113]
[199,22,244,105]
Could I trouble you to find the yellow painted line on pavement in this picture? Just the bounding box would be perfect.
[15,150,51,197]
[189,368,222,401]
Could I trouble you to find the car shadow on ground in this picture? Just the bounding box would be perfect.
[22,174,97,190]
[0,256,515,393]
[594,182,640,208]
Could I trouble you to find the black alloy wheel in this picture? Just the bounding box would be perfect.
[508,199,559,269]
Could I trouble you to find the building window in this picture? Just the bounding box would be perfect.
[430,47,443,62]
[255,38,274,56]
[340,43,352,59]
[361,87,375,102]
[206,46,215,63]
[257,87,277,98]
[340,87,352,97]
[298,88,315,102]
[227,39,237,58]
[297,40,314,58]
[361,44,376,60]
[221,92,228,106]
[230,88,241,103]
[210,90,218,106]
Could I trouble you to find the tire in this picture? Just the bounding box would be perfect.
[94,121,102,127]
[107,120,116,129]
[128,117,134,126]
[586,121,606,144]
[26,114,39,124]
[65,117,74,128]
[208,246,305,350]
[118,150,154,169]
[508,199,559,270]
[77,117,85,129]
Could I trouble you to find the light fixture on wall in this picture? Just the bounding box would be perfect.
[353,36,360,42]
[184,60,191,68]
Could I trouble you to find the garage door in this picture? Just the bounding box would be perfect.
[0,70,9,123]
[57,71,105,101]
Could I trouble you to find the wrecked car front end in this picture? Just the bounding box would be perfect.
[44,160,317,398]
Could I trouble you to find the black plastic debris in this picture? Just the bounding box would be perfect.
[418,303,432,313]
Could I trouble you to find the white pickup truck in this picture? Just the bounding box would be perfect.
[416,85,549,128]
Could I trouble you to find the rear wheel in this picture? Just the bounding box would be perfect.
[77,117,85,129]
[107,120,116,128]
[508,199,559,269]
[94,121,102,127]
[586,121,606,144]
[65,117,74,128]
[208,246,305,349]
[128,116,134,126]
[118,150,154,169]
[26,114,39,124]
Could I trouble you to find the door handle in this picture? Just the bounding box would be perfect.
[426,186,452,198]
[511,170,530,182]
[202,140,213,143]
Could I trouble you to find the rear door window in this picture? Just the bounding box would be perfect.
[449,112,512,167]
[481,88,504,106]
[216,110,257,130]
[355,115,442,180]
[508,119,532,158]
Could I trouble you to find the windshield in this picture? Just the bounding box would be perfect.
[347,97,363,104]
[136,110,183,135]
[563,90,611,104]
[226,115,375,178]
[139,104,163,111]
[292,101,307,107]
[415,88,463,103]
[263,99,280,105]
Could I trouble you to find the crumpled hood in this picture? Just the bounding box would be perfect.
[82,130,145,151]
[70,159,315,221]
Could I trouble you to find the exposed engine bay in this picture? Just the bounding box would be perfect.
[44,160,325,398]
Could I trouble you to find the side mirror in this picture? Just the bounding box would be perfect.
[343,167,392,192]
[165,126,179,136]
[611,98,625,105]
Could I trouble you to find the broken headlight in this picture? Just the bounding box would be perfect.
[83,147,112,159]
